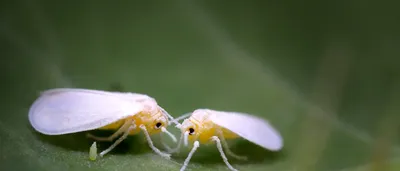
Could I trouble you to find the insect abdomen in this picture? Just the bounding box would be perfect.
[220,126,239,139]
[197,122,239,143]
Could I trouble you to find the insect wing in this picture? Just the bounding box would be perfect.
[209,110,283,151]
[29,88,144,135]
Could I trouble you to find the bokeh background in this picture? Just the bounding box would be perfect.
[1,0,399,171]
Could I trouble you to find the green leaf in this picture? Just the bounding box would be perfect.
[1,1,399,171]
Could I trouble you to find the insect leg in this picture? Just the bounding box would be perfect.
[211,136,238,171]
[99,120,136,157]
[161,127,177,142]
[139,125,171,159]
[180,141,200,171]
[86,119,132,142]
[159,133,173,152]
[217,129,248,160]
[167,131,186,154]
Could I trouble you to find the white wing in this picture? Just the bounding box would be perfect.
[29,88,144,135]
[209,110,283,151]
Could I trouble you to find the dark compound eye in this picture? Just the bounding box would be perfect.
[155,122,162,128]
[189,128,195,135]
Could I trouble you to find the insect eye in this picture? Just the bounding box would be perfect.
[188,128,195,135]
[155,122,162,129]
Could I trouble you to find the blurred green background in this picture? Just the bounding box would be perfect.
[1,0,399,171]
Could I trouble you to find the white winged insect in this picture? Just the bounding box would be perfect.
[171,109,283,171]
[28,88,180,159]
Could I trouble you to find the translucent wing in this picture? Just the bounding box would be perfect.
[209,110,283,151]
[29,88,144,135]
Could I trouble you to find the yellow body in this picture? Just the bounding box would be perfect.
[98,111,167,135]
[181,110,238,144]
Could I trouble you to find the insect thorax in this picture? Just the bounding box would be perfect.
[190,109,212,123]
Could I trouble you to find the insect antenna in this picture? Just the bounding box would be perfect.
[183,131,189,146]
[161,127,177,142]
[159,107,182,127]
